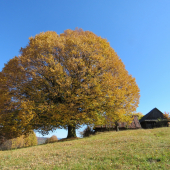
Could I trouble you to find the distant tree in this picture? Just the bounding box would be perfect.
[45,135,58,144]
[0,29,140,139]
[80,126,95,138]
[163,112,170,121]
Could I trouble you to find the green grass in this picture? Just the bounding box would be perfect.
[1,127,170,169]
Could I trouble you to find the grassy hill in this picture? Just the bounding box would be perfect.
[1,127,170,169]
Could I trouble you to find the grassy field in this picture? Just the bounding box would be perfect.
[0,127,170,170]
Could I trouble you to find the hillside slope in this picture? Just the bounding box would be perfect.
[0,128,170,169]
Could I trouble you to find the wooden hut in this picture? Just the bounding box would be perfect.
[94,115,141,132]
[139,108,169,128]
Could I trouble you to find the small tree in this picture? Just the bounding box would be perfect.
[163,112,170,121]
[80,126,95,138]
[45,135,58,144]
[0,131,37,150]
[23,131,38,147]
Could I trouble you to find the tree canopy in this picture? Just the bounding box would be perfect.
[0,29,140,140]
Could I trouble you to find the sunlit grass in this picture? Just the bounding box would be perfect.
[1,127,170,169]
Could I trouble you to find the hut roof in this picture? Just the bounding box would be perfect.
[139,108,167,123]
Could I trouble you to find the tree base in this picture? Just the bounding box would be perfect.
[115,125,119,132]
[67,125,77,138]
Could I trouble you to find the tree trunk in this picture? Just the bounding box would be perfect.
[67,125,76,138]
[115,122,119,132]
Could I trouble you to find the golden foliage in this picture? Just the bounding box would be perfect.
[45,135,58,144]
[0,131,37,150]
[0,28,140,138]
[163,112,170,120]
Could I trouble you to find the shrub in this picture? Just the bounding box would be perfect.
[45,135,58,144]
[80,126,95,138]
[0,131,37,150]
[23,131,38,147]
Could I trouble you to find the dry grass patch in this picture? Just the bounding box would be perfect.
[0,128,170,169]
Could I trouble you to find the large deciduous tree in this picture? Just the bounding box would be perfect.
[0,29,140,139]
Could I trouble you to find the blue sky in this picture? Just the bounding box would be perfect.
[1,0,170,138]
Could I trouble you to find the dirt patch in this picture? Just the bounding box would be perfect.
[147,158,161,163]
